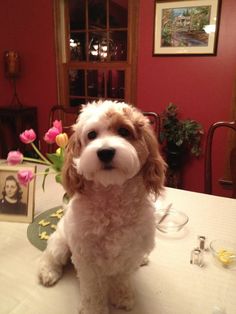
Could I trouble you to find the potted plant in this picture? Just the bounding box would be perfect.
[160,103,204,187]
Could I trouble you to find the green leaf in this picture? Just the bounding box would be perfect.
[46,153,64,171]
[55,173,62,184]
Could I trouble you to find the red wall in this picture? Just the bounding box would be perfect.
[137,0,236,197]
[0,1,236,197]
[0,0,58,152]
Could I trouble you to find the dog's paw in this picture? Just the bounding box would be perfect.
[109,283,134,311]
[38,264,62,287]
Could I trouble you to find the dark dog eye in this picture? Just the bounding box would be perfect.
[87,130,97,140]
[118,127,130,138]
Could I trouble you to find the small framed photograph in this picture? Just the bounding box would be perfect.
[0,164,36,223]
[153,0,221,55]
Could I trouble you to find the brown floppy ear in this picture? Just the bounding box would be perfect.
[62,132,84,197]
[142,126,167,198]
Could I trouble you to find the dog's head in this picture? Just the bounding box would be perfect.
[62,100,166,197]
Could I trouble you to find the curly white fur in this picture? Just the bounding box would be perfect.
[38,100,166,314]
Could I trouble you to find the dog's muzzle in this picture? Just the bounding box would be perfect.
[97,147,115,164]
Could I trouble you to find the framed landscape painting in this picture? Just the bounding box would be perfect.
[153,0,221,55]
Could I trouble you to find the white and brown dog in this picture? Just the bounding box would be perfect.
[39,100,166,314]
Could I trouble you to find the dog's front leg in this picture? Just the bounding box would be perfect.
[109,274,134,311]
[38,218,70,286]
[73,258,109,314]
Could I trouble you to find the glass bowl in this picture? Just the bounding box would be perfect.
[156,209,189,233]
[210,239,236,268]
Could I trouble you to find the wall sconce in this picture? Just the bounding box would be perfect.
[4,50,23,107]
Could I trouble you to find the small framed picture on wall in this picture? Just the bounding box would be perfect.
[0,164,36,223]
[153,0,221,56]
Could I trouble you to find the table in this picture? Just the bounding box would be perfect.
[0,106,38,158]
[0,168,236,314]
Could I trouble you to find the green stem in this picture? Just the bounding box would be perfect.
[60,147,64,159]
[23,157,49,165]
[36,171,58,176]
[30,142,51,165]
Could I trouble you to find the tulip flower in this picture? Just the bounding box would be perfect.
[55,133,68,148]
[7,151,23,165]
[17,170,35,186]
[44,127,60,144]
[20,129,36,144]
[53,120,62,133]
[10,119,68,190]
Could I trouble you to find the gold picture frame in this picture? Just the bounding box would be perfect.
[153,0,221,55]
[0,164,36,223]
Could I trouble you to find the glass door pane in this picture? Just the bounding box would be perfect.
[107,70,125,99]
[70,33,86,61]
[88,0,106,29]
[87,70,105,98]
[69,0,86,30]
[69,69,85,96]
[88,32,109,61]
[109,0,128,28]
[110,31,127,61]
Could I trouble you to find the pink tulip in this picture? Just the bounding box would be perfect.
[7,151,23,165]
[20,129,36,144]
[17,170,34,186]
[53,120,62,133]
[44,127,60,144]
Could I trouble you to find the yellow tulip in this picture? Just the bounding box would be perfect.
[55,133,68,148]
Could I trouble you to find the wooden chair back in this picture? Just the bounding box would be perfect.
[142,111,161,142]
[48,105,80,152]
[49,105,80,131]
[204,121,236,197]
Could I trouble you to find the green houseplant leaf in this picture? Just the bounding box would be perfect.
[160,103,204,158]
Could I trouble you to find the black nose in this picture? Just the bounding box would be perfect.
[97,148,116,163]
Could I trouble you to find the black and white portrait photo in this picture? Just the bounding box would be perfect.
[0,164,36,223]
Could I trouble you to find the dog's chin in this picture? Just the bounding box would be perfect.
[86,167,138,187]
[91,167,135,187]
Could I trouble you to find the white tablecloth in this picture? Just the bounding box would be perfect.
[0,169,236,314]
